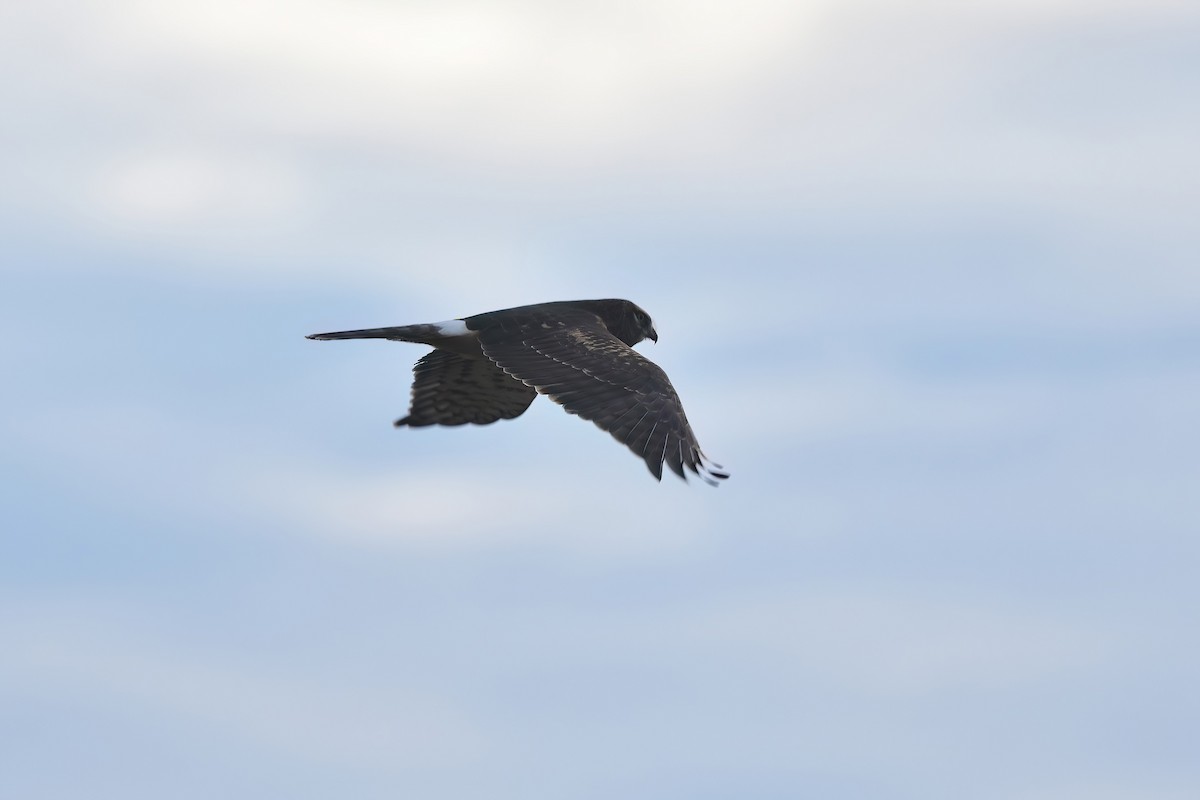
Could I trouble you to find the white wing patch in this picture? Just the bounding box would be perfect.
[435,319,470,337]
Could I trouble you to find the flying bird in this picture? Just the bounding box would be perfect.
[307,299,728,485]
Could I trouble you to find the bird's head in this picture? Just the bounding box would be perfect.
[632,303,658,345]
[614,300,657,346]
[575,299,658,346]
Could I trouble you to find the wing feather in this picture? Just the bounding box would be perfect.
[395,350,536,427]
[470,307,726,483]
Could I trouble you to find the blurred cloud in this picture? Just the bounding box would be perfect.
[89,149,307,232]
[3,1,1199,798]
[3,603,483,770]
[246,460,714,556]
[97,0,826,158]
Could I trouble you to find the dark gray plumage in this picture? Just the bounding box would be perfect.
[307,299,728,485]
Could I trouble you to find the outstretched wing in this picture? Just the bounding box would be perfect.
[395,350,536,427]
[470,307,727,483]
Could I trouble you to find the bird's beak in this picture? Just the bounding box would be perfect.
[649,326,658,343]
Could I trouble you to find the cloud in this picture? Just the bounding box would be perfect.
[3,6,1198,795]
[89,149,306,232]
[95,0,827,160]
[2,602,484,770]
[675,588,1113,695]
[6,0,1198,321]
[6,390,720,558]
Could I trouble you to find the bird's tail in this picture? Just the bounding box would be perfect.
[306,324,444,343]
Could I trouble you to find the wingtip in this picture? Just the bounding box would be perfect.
[645,458,665,481]
[665,457,688,481]
[654,456,728,487]
[693,454,729,487]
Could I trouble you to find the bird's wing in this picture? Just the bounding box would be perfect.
[470,307,727,483]
[395,350,536,427]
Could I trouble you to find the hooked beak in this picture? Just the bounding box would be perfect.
[648,326,658,343]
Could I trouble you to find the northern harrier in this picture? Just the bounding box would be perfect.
[307,299,728,485]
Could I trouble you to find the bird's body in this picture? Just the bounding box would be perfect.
[307,299,728,485]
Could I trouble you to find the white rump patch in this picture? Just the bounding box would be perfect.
[435,319,470,337]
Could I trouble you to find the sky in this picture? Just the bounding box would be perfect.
[2,1,1199,798]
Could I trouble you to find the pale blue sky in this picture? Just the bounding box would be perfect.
[3,2,1198,798]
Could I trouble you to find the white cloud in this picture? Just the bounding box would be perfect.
[4,5,1198,797]
[687,587,1112,694]
[240,440,726,557]
[99,0,827,160]
[88,148,307,232]
[7,393,718,558]
[5,0,1197,317]
[1,603,484,769]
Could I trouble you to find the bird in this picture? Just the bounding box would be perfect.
[307,299,729,485]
